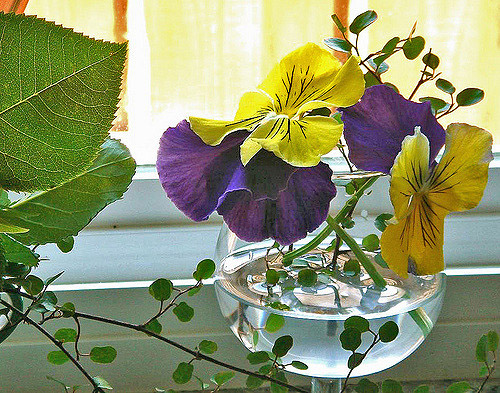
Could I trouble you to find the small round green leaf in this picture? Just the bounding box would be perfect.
[419,97,448,114]
[446,381,472,393]
[173,302,194,322]
[56,236,74,253]
[199,339,218,354]
[148,278,173,301]
[340,327,362,351]
[344,316,370,333]
[381,379,403,393]
[144,318,162,335]
[188,285,202,296]
[356,378,379,393]
[344,259,361,277]
[60,302,75,318]
[193,258,216,281]
[172,362,193,384]
[54,328,77,343]
[297,269,317,287]
[47,350,70,365]
[414,385,430,393]
[362,234,380,252]
[456,88,484,106]
[379,321,399,342]
[247,351,270,364]
[422,53,440,69]
[367,58,389,74]
[402,36,425,60]
[374,213,394,232]
[348,352,364,369]
[272,335,293,357]
[291,361,308,370]
[246,375,265,389]
[476,334,488,362]
[350,10,378,34]
[487,330,499,351]
[270,371,288,393]
[269,301,291,311]
[23,275,44,295]
[364,72,381,88]
[265,313,285,333]
[324,38,352,53]
[90,346,117,364]
[266,269,279,285]
[436,78,455,94]
[382,37,399,54]
[211,371,235,386]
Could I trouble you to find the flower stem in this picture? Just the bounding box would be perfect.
[326,217,386,288]
[282,176,379,265]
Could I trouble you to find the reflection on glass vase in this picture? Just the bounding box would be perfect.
[214,223,445,383]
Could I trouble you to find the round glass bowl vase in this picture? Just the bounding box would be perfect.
[214,224,446,379]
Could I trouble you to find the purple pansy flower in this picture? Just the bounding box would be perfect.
[156,120,336,245]
[338,85,446,173]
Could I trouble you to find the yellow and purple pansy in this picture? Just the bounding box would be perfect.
[339,85,493,277]
[157,43,365,245]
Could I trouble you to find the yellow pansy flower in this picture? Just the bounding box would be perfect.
[189,43,364,167]
[380,124,493,277]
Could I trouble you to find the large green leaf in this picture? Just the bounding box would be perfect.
[0,12,127,192]
[0,139,135,245]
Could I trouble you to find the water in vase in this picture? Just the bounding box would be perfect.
[214,239,445,378]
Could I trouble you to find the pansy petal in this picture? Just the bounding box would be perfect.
[427,123,493,212]
[189,91,272,146]
[240,115,343,167]
[258,43,363,117]
[217,162,336,245]
[157,120,247,221]
[339,85,446,173]
[389,128,431,220]
[381,197,447,278]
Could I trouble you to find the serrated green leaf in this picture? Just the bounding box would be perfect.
[356,378,379,393]
[379,321,399,342]
[331,14,347,33]
[324,38,352,53]
[436,78,455,94]
[265,313,285,333]
[144,318,162,335]
[422,53,440,69]
[382,37,399,54]
[344,316,370,333]
[402,36,425,59]
[247,351,270,364]
[173,302,194,322]
[92,376,113,390]
[381,379,403,393]
[446,381,472,393]
[54,328,77,343]
[0,13,127,192]
[476,334,488,362]
[291,361,308,370]
[362,234,380,252]
[193,258,216,281]
[90,346,117,364]
[297,269,317,287]
[272,335,293,357]
[456,88,484,106]
[56,236,74,253]
[0,234,39,267]
[487,330,499,351]
[350,10,378,34]
[198,340,217,354]
[246,375,265,389]
[47,350,69,365]
[149,278,173,301]
[172,362,194,384]
[1,139,135,245]
[210,371,235,386]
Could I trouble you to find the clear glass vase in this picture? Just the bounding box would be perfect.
[214,224,446,382]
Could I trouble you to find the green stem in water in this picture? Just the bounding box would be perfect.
[326,216,387,288]
[282,176,379,265]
